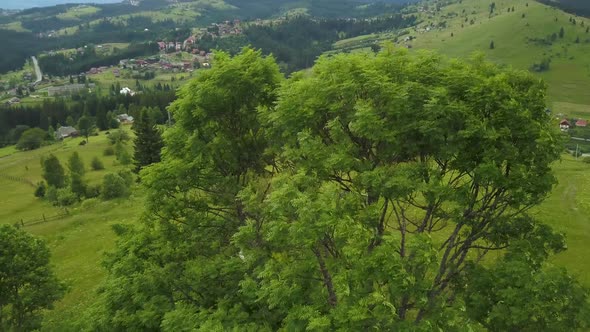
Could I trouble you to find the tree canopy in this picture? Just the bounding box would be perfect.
[41,154,66,188]
[0,225,66,331]
[86,47,589,331]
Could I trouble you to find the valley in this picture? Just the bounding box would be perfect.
[1,0,590,330]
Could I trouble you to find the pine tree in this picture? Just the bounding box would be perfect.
[67,151,86,198]
[67,151,85,176]
[560,27,565,38]
[490,40,495,49]
[133,108,164,173]
[96,103,109,131]
[77,114,93,143]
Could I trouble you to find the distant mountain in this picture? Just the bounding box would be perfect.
[0,0,121,10]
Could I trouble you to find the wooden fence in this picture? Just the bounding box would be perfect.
[0,174,36,187]
[14,210,70,228]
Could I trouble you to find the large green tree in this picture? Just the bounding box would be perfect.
[67,152,86,199]
[41,154,65,188]
[86,48,589,330]
[77,114,93,142]
[0,225,66,331]
[132,107,164,173]
[16,128,46,151]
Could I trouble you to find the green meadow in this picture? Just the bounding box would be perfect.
[0,128,141,330]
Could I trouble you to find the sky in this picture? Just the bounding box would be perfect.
[0,0,121,10]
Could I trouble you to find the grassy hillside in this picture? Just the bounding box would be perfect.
[409,0,590,107]
[332,0,590,111]
[0,129,142,330]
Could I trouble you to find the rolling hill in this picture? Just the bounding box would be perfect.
[334,0,590,113]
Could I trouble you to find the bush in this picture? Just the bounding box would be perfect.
[103,146,115,156]
[56,188,77,206]
[117,169,134,187]
[85,184,101,198]
[91,157,105,171]
[34,182,46,198]
[102,173,130,200]
[79,140,87,146]
[583,157,590,163]
[116,146,132,165]
[81,198,99,209]
[46,186,58,204]
[107,129,130,145]
[16,128,47,151]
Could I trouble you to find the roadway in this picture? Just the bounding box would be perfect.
[31,56,42,85]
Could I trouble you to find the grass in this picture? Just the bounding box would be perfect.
[408,0,590,105]
[333,0,590,109]
[0,128,140,330]
[534,155,590,285]
[0,21,30,32]
[56,5,101,21]
[553,101,590,119]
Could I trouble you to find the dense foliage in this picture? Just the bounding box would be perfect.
[243,15,416,73]
[85,48,589,330]
[0,225,66,331]
[0,90,175,148]
[132,107,163,173]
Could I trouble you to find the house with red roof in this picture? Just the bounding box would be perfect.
[560,119,571,131]
[576,119,587,127]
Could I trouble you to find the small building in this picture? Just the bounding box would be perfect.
[116,114,134,124]
[55,126,79,140]
[560,119,571,131]
[120,87,136,96]
[47,83,95,97]
[576,119,588,127]
[8,97,20,105]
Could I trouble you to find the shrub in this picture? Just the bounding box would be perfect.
[91,157,105,170]
[56,188,77,206]
[103,146,115,156]
[81,198,99,209]
[107,129,130,145]
[102,173,130,200]
[16,128,47,151]
[116,145,132,165]
[79,140,87,146]
[46,186,58,204]
[34,182,46,198]
[85,184,101,198]
[117,169,134,187]
[583,157,590,164]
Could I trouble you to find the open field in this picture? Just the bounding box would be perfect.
[409,0,590,106]
[535,155,590,285]
[0,128,140,330]
[56,5,101,20]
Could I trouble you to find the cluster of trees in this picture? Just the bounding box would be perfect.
[37,149,134,206]
[0,90,175,148]
[531,57,552,72]
[38,43,159,77]
[242,15,417,73]
[79,48,589,331]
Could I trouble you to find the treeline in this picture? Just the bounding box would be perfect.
[243,15,417,73]
[0,89,175,147]
[38,43,159,77]
[538,0,590,17]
